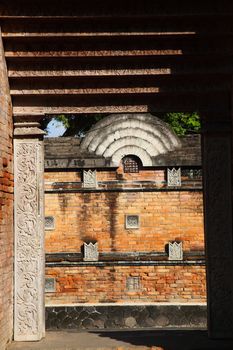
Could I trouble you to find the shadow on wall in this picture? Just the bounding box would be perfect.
[57,192,69,211]
[105,191,119,252]
[80,192,92,242]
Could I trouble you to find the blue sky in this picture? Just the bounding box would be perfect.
[45,119,66,137]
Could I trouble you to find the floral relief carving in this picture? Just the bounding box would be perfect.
[14,140,44,340]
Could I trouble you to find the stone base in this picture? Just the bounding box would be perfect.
[46,304,207,330]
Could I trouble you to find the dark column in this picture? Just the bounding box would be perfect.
[202,116,233,338]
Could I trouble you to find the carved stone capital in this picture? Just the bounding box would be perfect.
[14,122,46,138]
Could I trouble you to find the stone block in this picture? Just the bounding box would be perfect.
[167,167,181,187]
[83,170,97,188]
[168,241,183,261]
[83,242,99,262]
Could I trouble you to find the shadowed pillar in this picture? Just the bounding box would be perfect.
[14,121,45,341]
[202,115,233,338]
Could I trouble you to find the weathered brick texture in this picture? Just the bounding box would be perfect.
[45,171,204,253]
[45,169,205,304]
[45,265,206,304]
[0,31,13,350]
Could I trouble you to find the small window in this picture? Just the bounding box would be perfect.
[122,155,142,173]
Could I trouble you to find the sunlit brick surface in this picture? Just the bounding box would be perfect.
[0,34,13,350]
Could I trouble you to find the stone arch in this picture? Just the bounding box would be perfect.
[104,137,157,159]
[111,145,153,166]
[81,113,182,166]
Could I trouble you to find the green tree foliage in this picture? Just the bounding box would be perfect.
[163,112,201,136]
[43,112,201,137]
[55,114,106,136]
[43,113,107,137]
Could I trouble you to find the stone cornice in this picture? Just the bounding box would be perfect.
[14,122,46,138]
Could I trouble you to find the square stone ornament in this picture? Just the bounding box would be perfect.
[125,215,140,229]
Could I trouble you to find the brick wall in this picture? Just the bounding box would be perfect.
[46,265,206,304]
[45,170,204,253]
[0,32,13,349]
[45,168,206,305]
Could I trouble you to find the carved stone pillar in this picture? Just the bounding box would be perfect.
[14,122,45,341]
[202,118,233,338]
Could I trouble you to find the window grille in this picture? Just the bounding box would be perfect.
[122,155,141,173]
[125,215,140,229]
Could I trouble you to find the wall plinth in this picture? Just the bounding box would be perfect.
[14,122,45,341]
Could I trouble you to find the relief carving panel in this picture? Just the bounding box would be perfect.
[167,167,181,187]
[14,139,45,341]
[83,242,99,261]
[83,170,98,188]
[168,241,183,261]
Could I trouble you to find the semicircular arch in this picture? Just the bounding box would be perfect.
[111,145,153,167]
[81,113,182,166]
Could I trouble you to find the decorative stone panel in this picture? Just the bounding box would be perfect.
[83,170,97,188]
[83,242,99,261]
[14,123,45,341]
[45,278,56,293]
[168,241,183,261]
[45,216,55,230]
[125,215,140,229]
[167,168,181,187]
[126,276,140,291]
